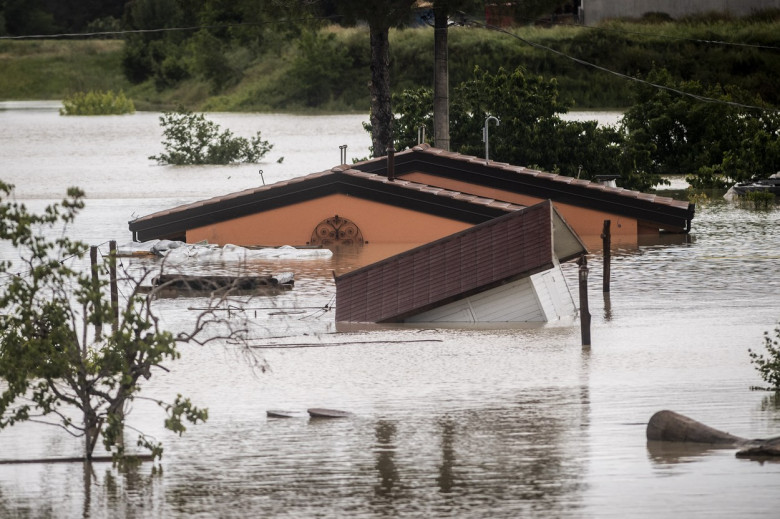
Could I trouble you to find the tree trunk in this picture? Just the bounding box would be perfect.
[369,26,393,157]
[433,6,450,150]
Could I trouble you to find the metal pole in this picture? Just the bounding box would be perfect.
[109,240,119,333]
[602,220,611,292]
[578,255,591,347]
[90,246,102,342]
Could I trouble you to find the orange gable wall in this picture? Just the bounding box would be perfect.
[185,193,472,248]
[401,172,639,240]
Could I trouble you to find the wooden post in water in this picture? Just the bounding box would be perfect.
[601,220,611,292]
[578,255,591,347]
[89,246,102,341]
[109,240,119,333]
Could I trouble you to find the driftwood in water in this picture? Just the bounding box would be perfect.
[647,410,780,458]
[735,438,780,458]
[153,274,292,290]
[141,273,294,298]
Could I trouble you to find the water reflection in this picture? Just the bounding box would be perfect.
[374,420,400,499]
[437,418,456,494]
[3,107,780,517]
[646,440,735,465]
[602,292,612,321]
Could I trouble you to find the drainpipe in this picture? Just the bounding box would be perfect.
[386,146,396,181]
[483,115,500,165]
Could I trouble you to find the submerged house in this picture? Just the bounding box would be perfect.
[129,144,694,323]
[129,144,694,261]
[334,200,586,323]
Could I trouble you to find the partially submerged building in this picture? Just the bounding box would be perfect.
[129,144,694,323]
[129,144,694,260]
[334,200,586,323]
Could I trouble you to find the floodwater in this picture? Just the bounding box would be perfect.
[0,103,779,518]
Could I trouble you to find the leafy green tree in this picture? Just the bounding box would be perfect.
[0,182,236,461]
[2,0,56,35]
[749,322,780,392]
[621,67,780,188]
[121,0,191,86]
[393,67,656,189]
[285,31,353,107]
[149,110,273,165]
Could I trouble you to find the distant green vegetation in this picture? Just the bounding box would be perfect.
[60,89,135,115]
[1,12,779,112]
[0,39,131,100]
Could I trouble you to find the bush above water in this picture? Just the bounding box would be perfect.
[149,110,273,165]
[60,89,135,115]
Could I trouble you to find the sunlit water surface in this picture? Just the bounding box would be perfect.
[0,104,779,518]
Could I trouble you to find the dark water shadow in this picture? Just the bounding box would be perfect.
[646,440,734,464]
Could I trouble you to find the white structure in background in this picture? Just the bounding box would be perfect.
[580,0,780,25]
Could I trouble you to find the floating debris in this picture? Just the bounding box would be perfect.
[266,410,301,419]
[307,408,353,419]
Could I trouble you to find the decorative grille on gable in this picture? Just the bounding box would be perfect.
[309,215,364,247]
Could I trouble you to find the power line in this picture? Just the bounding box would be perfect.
[468,19,779,114]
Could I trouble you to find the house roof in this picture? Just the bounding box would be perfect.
[334,200,586,323]
[128,165,526,242]
[353,144,695,232]
[129,144,694,242]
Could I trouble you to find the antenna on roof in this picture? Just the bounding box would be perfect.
[483,115,500,165]
[259,169,265,185]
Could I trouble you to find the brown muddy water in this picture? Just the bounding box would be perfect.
[0,103,779,518]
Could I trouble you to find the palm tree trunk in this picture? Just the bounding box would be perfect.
[369,26,393,157]
[433,6,450,150]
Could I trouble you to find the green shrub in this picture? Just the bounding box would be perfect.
[59,90,135,115]
[750,323,780,392]
[739,189,776,209]
[149,110,273,165]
